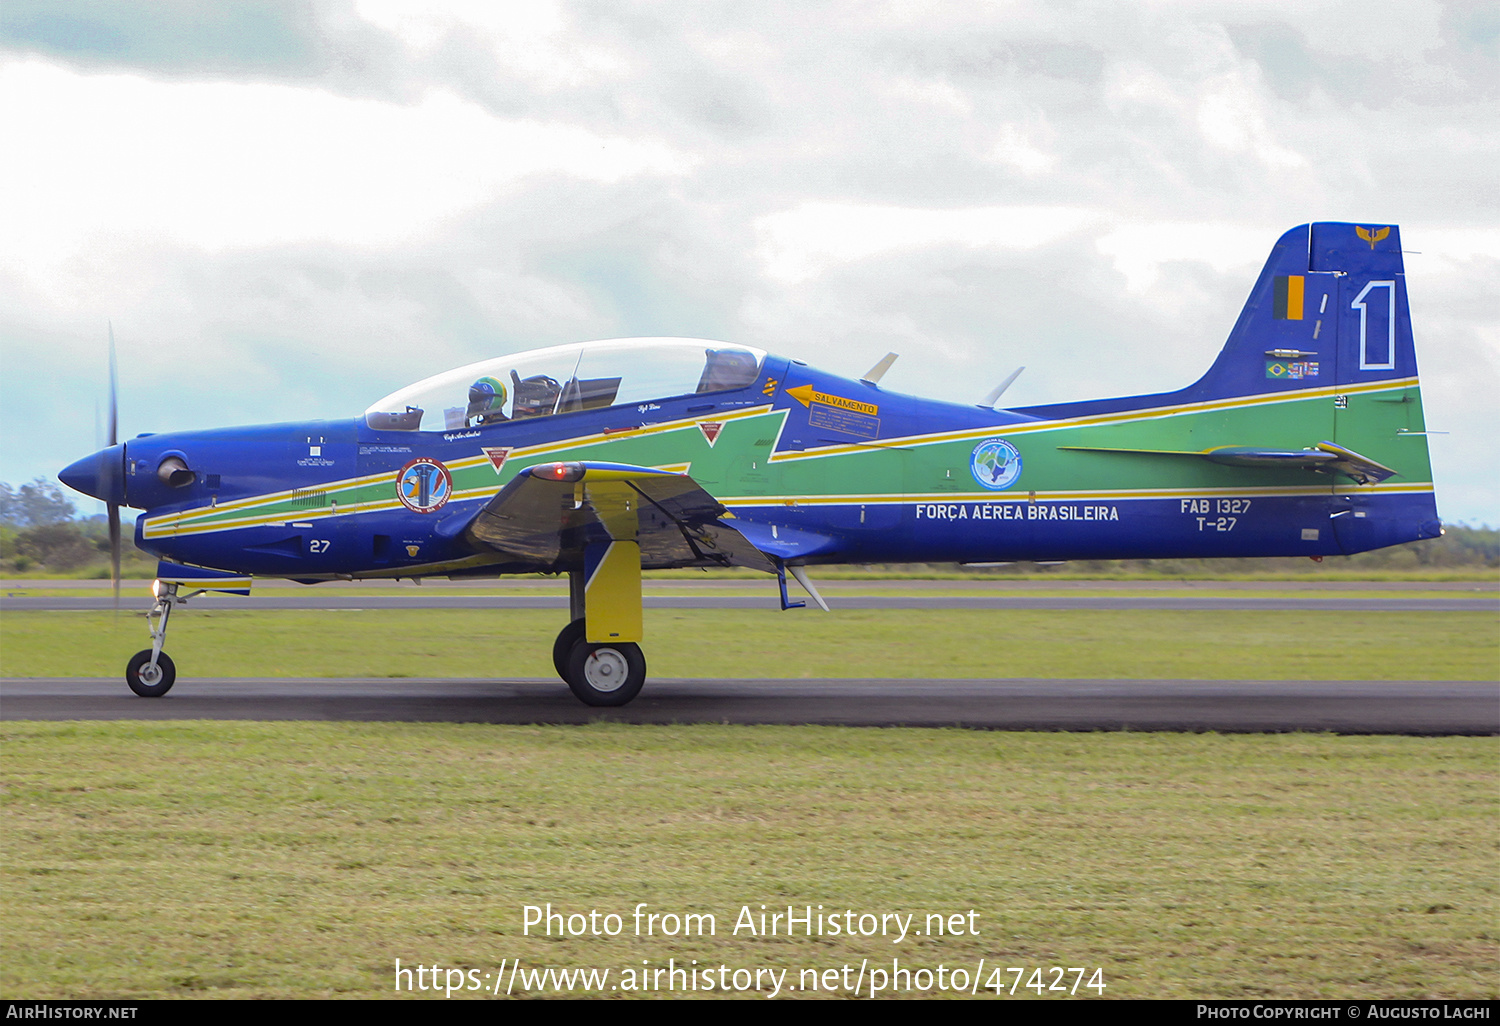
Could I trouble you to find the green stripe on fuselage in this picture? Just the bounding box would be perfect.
[144,381,1432,538]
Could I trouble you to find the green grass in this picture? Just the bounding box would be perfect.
[1,609,1497,680]
[3,605,1495,999]
[2,723,1495,999]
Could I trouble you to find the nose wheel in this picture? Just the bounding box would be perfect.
[553,619,646,706]
[127,649,176,697]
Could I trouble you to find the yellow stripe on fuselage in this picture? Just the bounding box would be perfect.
[767,377,1420,463]
[141,380,1422,539]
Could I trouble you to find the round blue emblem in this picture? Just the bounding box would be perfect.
[396,457,453,513]
[970,438,1022,490]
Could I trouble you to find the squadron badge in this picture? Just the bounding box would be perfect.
[395,457,453,513]
[970,438,1022,491]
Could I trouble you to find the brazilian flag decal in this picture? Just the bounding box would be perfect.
[1273,275,1305,320]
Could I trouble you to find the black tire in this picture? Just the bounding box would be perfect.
[552,619,587,680]
[563,640,646,707]
[126,649,176,697]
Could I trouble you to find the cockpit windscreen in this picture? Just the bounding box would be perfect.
[364,338,766,432]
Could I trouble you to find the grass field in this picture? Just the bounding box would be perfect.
[2,599,1496,1000]
[2,723,1496,999]
[2,608,1497,681]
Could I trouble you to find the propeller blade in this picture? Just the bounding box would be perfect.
[107,324,121,607]
[107,322,118,448]
[108,502,121,609]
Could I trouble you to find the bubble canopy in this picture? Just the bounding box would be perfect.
[364,338,768,432]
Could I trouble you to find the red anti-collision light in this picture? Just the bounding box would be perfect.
[542,462,585,482]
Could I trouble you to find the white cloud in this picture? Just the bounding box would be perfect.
[989,123,1058,175]
[0,59,690,275]
[886,77,972,114]
[755,203,1098,283]
[1095,221,1276,293]
[2,0,1495,521]
[1195,71,1306,169]
[353,0,627,89]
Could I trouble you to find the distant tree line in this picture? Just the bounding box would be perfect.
[0,478,151,576]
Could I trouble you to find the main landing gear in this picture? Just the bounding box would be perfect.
[554,565,646,706]
[552,618,647,707]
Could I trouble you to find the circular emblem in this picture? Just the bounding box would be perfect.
[970,438,1022,490]
[396,457,453,513]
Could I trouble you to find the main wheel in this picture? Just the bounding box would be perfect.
[563,640,646,707]
[552,619,587,679]
[126,650,176,697]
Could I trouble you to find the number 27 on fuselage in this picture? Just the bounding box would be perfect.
[59,221,1441,705]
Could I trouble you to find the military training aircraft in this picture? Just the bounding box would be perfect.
[59,221,1440,705]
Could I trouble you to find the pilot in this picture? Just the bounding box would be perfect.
[466,376,509,426]
[510,370,561,419]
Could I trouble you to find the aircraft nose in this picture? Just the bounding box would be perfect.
[59,444,126,504]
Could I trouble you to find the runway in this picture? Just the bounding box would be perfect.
[4,595,1495,611]
[3,678,1495,734]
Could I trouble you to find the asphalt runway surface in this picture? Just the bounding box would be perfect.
[4,678,1495,734]
[4,595,1495,611]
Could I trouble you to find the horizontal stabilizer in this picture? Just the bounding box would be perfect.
[465,461,777,572]
[1305,442,1399,485]
[1058,441,1397,485]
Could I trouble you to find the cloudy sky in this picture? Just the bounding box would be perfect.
[2,0,1496,524]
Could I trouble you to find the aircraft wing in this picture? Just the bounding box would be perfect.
[1057,441,1397,485]
[463,461,778,572]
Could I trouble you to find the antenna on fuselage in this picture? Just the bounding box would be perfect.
[859,352,898,386]
[979,366,1025,408]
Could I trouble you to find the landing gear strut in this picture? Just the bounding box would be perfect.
[127,580,185,697]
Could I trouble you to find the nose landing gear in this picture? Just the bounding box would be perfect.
[126,580,195,697]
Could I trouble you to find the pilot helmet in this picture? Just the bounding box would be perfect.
[467,375,508,418]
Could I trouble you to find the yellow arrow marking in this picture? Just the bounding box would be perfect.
[785,384,878,416]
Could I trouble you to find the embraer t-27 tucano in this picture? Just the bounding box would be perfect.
[60,222,1441,705]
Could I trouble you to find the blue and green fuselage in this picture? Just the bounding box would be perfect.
[63,221,1441,585]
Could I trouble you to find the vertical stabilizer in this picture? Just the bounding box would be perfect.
[1013,222,1439,554]
[1190,221,1416,400]
[1015,221,1420,417]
